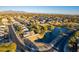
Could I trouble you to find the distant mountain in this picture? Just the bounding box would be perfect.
[0,10,27,14]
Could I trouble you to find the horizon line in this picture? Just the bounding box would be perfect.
[0,10,79,15]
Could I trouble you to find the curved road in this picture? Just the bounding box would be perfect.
[8,25,39,52]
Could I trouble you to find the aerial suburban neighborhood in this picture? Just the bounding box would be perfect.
[0,6,78,52]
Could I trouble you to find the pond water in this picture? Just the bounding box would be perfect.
[35,27,69,43]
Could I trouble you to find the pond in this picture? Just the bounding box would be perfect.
[35,27,69,43]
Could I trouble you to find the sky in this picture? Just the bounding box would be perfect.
[0,6,79,15]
